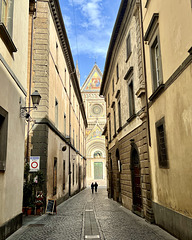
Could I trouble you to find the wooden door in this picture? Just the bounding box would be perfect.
[131,150,142,213]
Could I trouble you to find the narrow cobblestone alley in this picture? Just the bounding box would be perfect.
[7,188,177,240]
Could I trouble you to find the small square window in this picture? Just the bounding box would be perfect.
[113,105,116,136]
[112,78,114,94]
[126,33,131,60]
[108,117,112,142]
[156,117,168,168]
[128,80,135,117]
[116,64,119,82]
[0,106,8,171]
[118,100,121,129]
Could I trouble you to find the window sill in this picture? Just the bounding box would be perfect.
[0,23,17,53]
[149,84,165,102]
[159,164,169,169]
[127,114,136,123]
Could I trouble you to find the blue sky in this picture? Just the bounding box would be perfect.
[59,0,121,86]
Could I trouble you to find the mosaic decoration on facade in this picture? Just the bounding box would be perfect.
[86,130,91,137]
[88,125,102,140]
[94,151,103,158]
[83,71,101,92]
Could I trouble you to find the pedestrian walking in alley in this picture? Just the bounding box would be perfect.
[95,182,98,193]
[91,182,94,194]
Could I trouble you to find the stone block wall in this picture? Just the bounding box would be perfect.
[109,121,153,222]
[30,0,50,193]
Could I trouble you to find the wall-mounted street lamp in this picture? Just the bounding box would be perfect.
[20,90,41,120]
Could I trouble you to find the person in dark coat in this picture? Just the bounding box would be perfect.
[91,182,94,194]
[95,182,98,193]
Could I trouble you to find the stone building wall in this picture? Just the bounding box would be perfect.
[109,120,153,221]
[31,0,50,194]
[29,0,87,203]
[101,0,153,223]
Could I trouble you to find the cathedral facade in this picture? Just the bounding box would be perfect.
[81,65,106,187]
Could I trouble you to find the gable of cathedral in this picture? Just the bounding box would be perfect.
[81,64,102,93]
[86,124,103,141]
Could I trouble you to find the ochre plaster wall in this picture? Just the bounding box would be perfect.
[0,0,29,227]
[149,65,192,216]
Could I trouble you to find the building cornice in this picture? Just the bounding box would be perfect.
[100,0,134,96]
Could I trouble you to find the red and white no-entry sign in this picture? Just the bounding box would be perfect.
[30,156,40,172]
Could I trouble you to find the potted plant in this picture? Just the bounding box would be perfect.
[23,164,32,215]
[23,163,45,215]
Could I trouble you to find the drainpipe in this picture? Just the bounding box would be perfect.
[68,69,76,196]
[69,77,71,196]
[139,0,151,146]
[26,0,37,163]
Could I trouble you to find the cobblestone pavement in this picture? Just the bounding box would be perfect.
[7,188,177,240]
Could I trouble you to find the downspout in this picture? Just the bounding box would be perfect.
[26,0,37,163]
[68,69,76,196]
[69,77,71,196]
[139,0,151,146]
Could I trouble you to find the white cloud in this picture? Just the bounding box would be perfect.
[68,0,104,29]
[68,0,85,5]
[61,0,116,61]
[63,15,73,33]
[71,33,108,57]
[82,0,103,28]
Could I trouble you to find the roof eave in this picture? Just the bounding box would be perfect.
[100,0,128,96]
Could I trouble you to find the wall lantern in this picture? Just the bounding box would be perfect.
[31,90,41,106]
[20,90,41,120]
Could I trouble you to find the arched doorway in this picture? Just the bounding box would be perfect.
[130,145,143,215]
[116,149,121,203]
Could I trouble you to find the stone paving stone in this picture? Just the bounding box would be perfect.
[7,188,177,240]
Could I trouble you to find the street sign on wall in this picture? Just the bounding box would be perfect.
[30,156,40,172]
